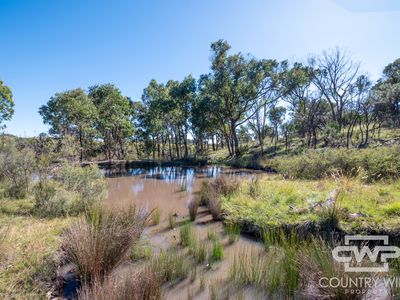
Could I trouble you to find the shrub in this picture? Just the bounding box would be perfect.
[34,164,107,217]
[78,267,162,300]
[188,198,199,221]
[56,163,106,205]
[63,206,147,283]
[34,181,78,217]
[0,144,35,198]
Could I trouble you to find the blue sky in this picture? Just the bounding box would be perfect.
[1,0,399,136]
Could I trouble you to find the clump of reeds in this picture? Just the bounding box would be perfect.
[201,176,240,220]
[151,207,161,225]
[297,237,375,299]
[180,223,196,248]
[248,177,260,199]
[77,267,162,300]
[225,221,241,244]
[195,240,208,264]
[149,248,191,283]
[188,198,199,221]
[168,212,176,229]
[207,228,217,241]
[211,239,224,262]
[63,205,148,284]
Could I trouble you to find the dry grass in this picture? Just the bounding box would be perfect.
[63,206,148,284]
[78,267,162,300]
[188,198,199,221]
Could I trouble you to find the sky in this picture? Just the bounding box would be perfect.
[1,0,399,136]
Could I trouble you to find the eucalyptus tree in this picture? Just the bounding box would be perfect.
[0,80,14,130]
[39,88,97,161]
[311,48,360,131]
[169,75,196,158]
[282,63,328,148]
[205,39,279,156]
[88,84,134,160]
[247,61,288,152]
[373,58,400,126]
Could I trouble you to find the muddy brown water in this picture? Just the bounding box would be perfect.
[106,166,266,300]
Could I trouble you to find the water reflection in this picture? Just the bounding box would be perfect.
[106,165,252,214]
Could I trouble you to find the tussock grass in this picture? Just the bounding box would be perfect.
[63,206,147,284]
[211,239,223,262]
[207,228,217,241]
[188,198,199,221]
[225,222,240,244]
[151,207,161,225]
[77,267,162,300]
[0,224,8,263]
[179,223,196,248]
[150,248,191,283]
[168,212,176,229]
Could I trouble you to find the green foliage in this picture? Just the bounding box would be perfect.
[88,84,134,160]
[180,223,196,248]
[0,80,14,128]
[207,228,217,241]
[39,88,97,161]
[34,163,106,217]
[274,147,400,182]
[150,248,191,283]
[225,221,241,244]
[0,142,35,198]
[210,239,223,261]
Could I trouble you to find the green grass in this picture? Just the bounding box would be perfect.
[210,239,223,261]
[222,176,400,233]
[180,223,196,248]
[0,212,74,299]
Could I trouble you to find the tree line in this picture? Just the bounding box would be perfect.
[1,40,399,161]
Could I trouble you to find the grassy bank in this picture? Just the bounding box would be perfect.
[219,175,400,236]
[0,198,74,299]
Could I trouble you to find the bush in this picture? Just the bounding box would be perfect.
[33,181,78,217]
[0,144,35,198]
[34,164,107,217]
[56,163,107,205]
[63,206,147,283]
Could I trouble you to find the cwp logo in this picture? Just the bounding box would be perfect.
[332,235,400,272]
